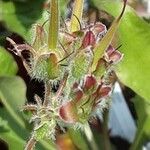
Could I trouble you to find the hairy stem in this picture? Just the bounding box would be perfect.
[102,109,111,150]
[43,82,51,107]
[25,137,36,150]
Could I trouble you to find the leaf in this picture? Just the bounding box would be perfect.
[0,46,18,76]
[0,109,26,150]
[92,1,150,101]
[130,95,150,150]
[0,76,26,128]
[1,0,45,40]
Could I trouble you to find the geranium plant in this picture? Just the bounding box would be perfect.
[1,0,150,150]
[6,0,126,149]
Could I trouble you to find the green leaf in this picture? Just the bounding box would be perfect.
[1,0,45,40]
[92,0,150,101]
[0,47,18,76]
[0,109,26,150]
[0,76,26,128]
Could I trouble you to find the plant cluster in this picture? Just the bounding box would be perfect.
[6,0,126,149]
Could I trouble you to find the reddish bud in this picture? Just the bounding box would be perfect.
[93,85,111,102]
[75,89,84,102]
[106,45,115,56]
[84,75,97,91]
[93,22,106,35]
[82,31,96,48]
[59,101,78,123]
[106,45,123,63]
[72,82,79,89]
[99,86,111,98]
[109,50,122,63]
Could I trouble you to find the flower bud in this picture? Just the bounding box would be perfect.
[84,75,97,91]
[59,101,78,123]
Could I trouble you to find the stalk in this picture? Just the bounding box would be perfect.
[48,0,59,50]
[84,123,99,150]
[102,109,111,150]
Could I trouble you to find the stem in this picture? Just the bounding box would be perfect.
[102,109,111,150]
[40,140,56,150]
[25,137,36,150]
[43,82,51,107]
[130,119,146,150]
[48,0,59,50]
[56,72,68,98]
[84,123,99,150]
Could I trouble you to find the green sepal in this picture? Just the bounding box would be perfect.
[71,52,90,80]
[93,58,106,79]
[47,53,60,80]
[34,122,49,141]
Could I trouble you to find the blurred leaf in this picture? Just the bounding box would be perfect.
[0,108,56,150]
[59,0,68,17]
[1,0,45,40]
[131,96,150,150]
[0,47,18,76]
[0,109,26,150]
[92,0,150,101]
[0,76,26,127]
